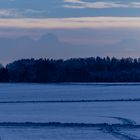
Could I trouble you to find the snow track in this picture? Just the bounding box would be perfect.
[0,117,139,140]
[101,117,140,140]
[0,99,140,104]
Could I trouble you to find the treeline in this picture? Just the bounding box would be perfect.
[1,57,140,82]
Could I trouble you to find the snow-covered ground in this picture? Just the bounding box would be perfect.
[1,83,140,101]
[0,102,139,124]
[0,83,140,139]
[0,127,119,140]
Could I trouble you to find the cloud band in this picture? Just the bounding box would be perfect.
[63,0,140,9]
[0,17,139,29]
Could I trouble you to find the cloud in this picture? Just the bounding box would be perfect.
[24,9,45,14]
[0,8,46,18]
[0,17,139,29]
[0,9,20,17]
[1,33,140,64]
[0,33,92,63]
[63,0,140,9]
[9,0,16,1]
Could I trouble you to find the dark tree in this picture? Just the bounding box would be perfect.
[0,68,9,82]
[3,56,140,83]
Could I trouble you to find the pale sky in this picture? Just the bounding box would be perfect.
[0,0,140,64]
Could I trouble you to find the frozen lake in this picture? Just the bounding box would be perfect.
[0,83,140,140]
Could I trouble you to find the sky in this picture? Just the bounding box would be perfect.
[0,0,140,64]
